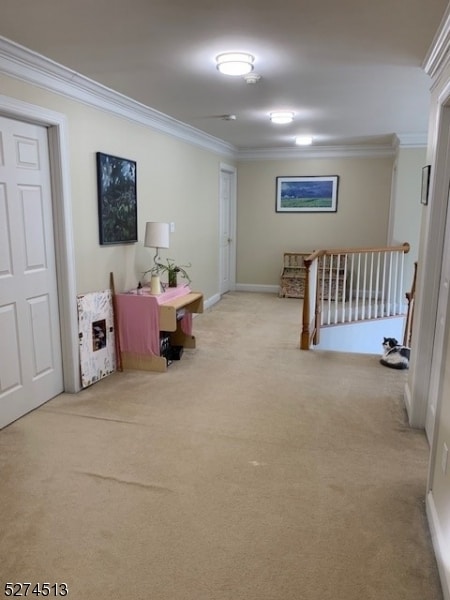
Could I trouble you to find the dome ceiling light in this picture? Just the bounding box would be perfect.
[295,135,313,145]
[270,111,295,124]
[216,52,255,76]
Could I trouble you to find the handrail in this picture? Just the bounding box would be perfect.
[303,242,410,263]
[303,249,325,264]
[300,242,411,350]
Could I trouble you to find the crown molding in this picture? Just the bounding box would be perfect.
[0,35,423,162]
[423,5,450,83]
[236,143,397,161]
[395,132,428,148]
[238,133,426,161]
[0,36,236,158]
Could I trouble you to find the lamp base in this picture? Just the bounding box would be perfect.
[150,275,162,295]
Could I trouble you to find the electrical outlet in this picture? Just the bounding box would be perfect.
[170,222,175,233]
[442,443,448,475]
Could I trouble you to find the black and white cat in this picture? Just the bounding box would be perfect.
[380,337,411,370]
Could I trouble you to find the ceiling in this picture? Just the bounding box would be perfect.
[0,0,448,151]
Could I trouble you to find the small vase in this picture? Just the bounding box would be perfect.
[168,271,177,288]
[150,275,162,295]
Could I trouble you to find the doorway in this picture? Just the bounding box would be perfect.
[0,115,64,427]
[424,106,450,444]
[0,95,79,429]
[219,163,237,295]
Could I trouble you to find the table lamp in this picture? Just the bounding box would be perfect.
[144,221,170,294]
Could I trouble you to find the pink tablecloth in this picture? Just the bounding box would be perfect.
[116,285,193,356]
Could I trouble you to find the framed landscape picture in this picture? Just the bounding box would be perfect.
[96,152,137,245]
[420,165,431,206]
[276,175,339,213]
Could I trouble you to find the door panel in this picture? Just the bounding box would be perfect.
[0,303,21,393]
[29,294,54,377]
[0,186,12,275]
[22,185,48,270]
[0,116,63,429]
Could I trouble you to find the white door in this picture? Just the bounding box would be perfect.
[0,116,63,429]
[219,165,236,295]
[425,181,450,443]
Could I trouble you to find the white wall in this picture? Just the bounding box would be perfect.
[390,146,426,292]
[315,317,405,355]
[390,147,426,251]
[237,156,394,286]
[0,72,233,302]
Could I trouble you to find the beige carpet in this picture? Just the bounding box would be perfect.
[0,292,442,600]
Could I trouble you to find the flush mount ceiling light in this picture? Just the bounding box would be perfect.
[216,52,254,76]
[295,135,313,146]
[270,111,295,124]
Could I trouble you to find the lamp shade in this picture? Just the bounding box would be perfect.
[144,222,170,249]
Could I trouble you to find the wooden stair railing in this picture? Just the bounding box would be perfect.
[301,250,322,349]
[403,261,417,347]
[300,242,410,350]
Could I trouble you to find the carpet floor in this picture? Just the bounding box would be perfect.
[0,292,443,599]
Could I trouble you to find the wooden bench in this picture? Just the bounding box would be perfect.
[279,252,345,300]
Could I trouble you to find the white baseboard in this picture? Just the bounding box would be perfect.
[203,287,278,311]
[404,381,412,422]
[201,288,278,314]
[235,283,280,294]
[426,490,450,600]
[204,293,221,310]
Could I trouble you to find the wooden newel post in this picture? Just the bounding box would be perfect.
[403,260,417,347]
[300,260,311,349]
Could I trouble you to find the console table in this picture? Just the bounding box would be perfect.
[116,285,203,372]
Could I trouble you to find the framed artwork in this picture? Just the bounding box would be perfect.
[96,152,137,244]
[276,175,339,213]
[77,289,116,388]
[421,165,431,206]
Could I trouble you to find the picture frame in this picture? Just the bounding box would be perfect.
[276,175,339,213]
[421,165,431,206]
[77,289,116,388]
[96,152,137,245]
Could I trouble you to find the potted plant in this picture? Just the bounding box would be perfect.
[144,258,191,288]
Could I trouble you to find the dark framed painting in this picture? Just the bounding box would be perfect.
[421,165,431,206]
[96,152,137,245]
[276,175,339,213]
